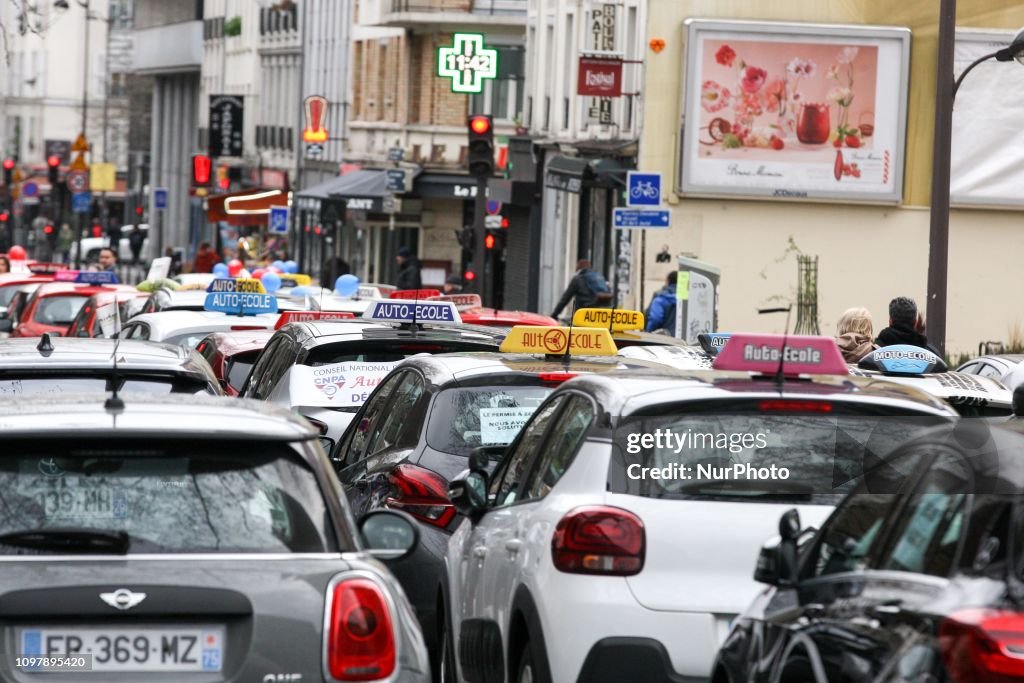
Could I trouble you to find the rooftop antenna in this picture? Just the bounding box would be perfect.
[105,297,125,412]
[562,300,578,368]
[758,305,793,390]
[36,332,54,357]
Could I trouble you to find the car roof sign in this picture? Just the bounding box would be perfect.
[571,308,645,332]
[54,270,120,285]
[500,325,618,356]
[204,278,277,315]
[697,332,732,356]
[712,334,848,375]
[857,345,948,375]
[206,277,266,294]
[389,289,442,300]
[361,299,462,325]
[427,293,482,310]
[279,274,312,288]
[274,310,356,329]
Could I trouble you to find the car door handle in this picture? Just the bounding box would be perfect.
[473,547,487,559]
[505,539,522,554]
[868,601,903,617]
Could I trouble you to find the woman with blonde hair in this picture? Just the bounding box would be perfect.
[835,307,877,362]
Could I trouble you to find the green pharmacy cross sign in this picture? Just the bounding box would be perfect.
[437,33,498,94]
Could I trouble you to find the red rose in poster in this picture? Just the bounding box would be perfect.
[715,44,736,67]
[739,66,768,94]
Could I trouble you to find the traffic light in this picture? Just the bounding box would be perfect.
[484,233,496,250]
[456,227,475,251]
[0,211,9,223]
[467,115,494,177]
[2,159,14,186]
[191,154,212,187]
[464,270,476,282]
[44,224,57,249]
[47,155,60,184]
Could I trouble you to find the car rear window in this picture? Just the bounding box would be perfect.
[226,351,262,392]
[0,284,24,307]
[306,340,499,366]
[0,375,211,396]
[34,295,87,325]
[0,441,338,554]
[426,386,553,456]
[610,404,949,505]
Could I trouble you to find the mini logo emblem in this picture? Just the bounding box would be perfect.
[100,588,147,610]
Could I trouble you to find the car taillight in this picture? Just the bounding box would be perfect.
[325,576,396,681]
[758,399,833,413]
[537,372,577,384]
[552,505,645,576]
[385,463,456,528]
[230,325,265,331]
[941,609,1024,683]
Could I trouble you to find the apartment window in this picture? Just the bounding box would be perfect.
[110,72,127,98]
[470,46,525,122]
[109,0,132,29]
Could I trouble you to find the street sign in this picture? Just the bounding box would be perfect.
[269,205,290,234]
[71,134,89,152]
[22,182,38,198]
[66,170,89,193]
[305,143,324,158]
[302,95,328,143]
[69,152,88,172]
[90,163,116,192]
[484,215,503,229]
[626,172,662,208]
[385,169,407,193]
[45,139,71,164]
[387,147,405,162]
[71,192,91,213]
[382,195,400,215]
[486,199,502,215]
[154,187,168,210]
[437,33,498,94]
[613,208,671,229]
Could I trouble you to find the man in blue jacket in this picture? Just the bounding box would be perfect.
[645,271,677,333]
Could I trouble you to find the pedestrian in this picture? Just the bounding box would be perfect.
[645,271,678,334]
[321,255,350,286]
[164,247,182,277]
[0,256,9,274]
[551,259,612,319]
[835,307,877,362]
[128,227,145,266]
[394,246,422,290]
[98,247,118,273]
[876,297,941,354]
[193,241,219,273]
[443,274,463,295]
[57,224,74,264]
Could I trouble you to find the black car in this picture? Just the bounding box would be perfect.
[331,351,659,675]
[713,419,1024,683]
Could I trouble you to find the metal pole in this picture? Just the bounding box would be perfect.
[472,176,488,303]
[101,12,112,234]
[292,0,309,268]
[926,0,956,356]
[81,0,89,136]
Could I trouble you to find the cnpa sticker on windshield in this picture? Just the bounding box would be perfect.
[284,362,398,408]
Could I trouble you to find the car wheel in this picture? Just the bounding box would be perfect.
[516,644,535,683]
[779,654,815,683]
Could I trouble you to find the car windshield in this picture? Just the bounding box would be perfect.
[0,440,337,554]
[610,406,949,504]
[426,386,553,456]
[0,284,25,307]
[164,332,215,349]
[0,375,210,396]
[34,295,88,325]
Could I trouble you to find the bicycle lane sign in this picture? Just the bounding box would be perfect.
[626,172,662,208]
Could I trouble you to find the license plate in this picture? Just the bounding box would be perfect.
[19,627,224,672]
[26,485,128,519]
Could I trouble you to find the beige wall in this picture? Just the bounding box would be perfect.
[635,0,1024,354]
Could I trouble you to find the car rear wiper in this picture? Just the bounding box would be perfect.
[0,527,130,554]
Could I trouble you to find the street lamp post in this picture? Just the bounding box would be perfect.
[927,11,1024,357]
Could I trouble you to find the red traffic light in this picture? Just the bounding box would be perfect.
[135,206,143,216]
[464,270,476,281]
[469,115,492,137]
[43,224,54,235]
[484,233,496,250]
[192,154,212,186]
[91,225,103,238]
[2,159,14,171]
[501,217,509,229]
[0,212,9,222]
[46,155,60,168]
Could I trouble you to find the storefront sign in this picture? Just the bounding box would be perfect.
[209,95,244,157]
[587,4,618,125]
[578,56,623,97]
[544,173,582,194]
[679,20,909,203]
[437,33,498,94]
[345,197,380,211]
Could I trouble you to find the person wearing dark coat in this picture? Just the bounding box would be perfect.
[875,296,942,356]
[394,246,422,290]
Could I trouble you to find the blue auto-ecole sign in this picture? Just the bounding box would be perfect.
[626,172,662,208]
[365,300,458,325]
[204,279,277,315]
[613,208,671,229]
[269,206,289,234]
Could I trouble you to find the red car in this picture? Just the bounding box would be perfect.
[196,329,276,396]
[66,290,150,338]
[11,281,137,338]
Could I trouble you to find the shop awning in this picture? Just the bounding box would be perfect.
[297,169,388,201]
[206,188,289,226]
[544,155,628,193]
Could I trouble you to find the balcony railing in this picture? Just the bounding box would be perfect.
[389,0,526,16]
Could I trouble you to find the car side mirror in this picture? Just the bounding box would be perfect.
[358,509,419,562]
[1014,385,1024,417]
[449,469,488,520]
[0,318,12,333]
[776,508,801,587]
[469,445,505,473]
[753,536,782,585]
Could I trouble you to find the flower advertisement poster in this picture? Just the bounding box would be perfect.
[679,20,910,203]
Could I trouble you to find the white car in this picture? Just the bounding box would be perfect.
[442,334,956,683]
[119,310,280,348]
[70,224,152,264]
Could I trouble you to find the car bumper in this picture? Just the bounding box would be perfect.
[577,638,709,683]
[386,519,450,653]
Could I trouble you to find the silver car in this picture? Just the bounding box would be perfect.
[0,394,429,681]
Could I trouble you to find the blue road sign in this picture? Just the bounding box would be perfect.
[385,169,407,193]
[154,187,168,210]
[71,192,91,213]
[626,172,662,208]
[22,182,38,198]
[486,199,502,215]
[269,205,290,234]
[613,208,671,229]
